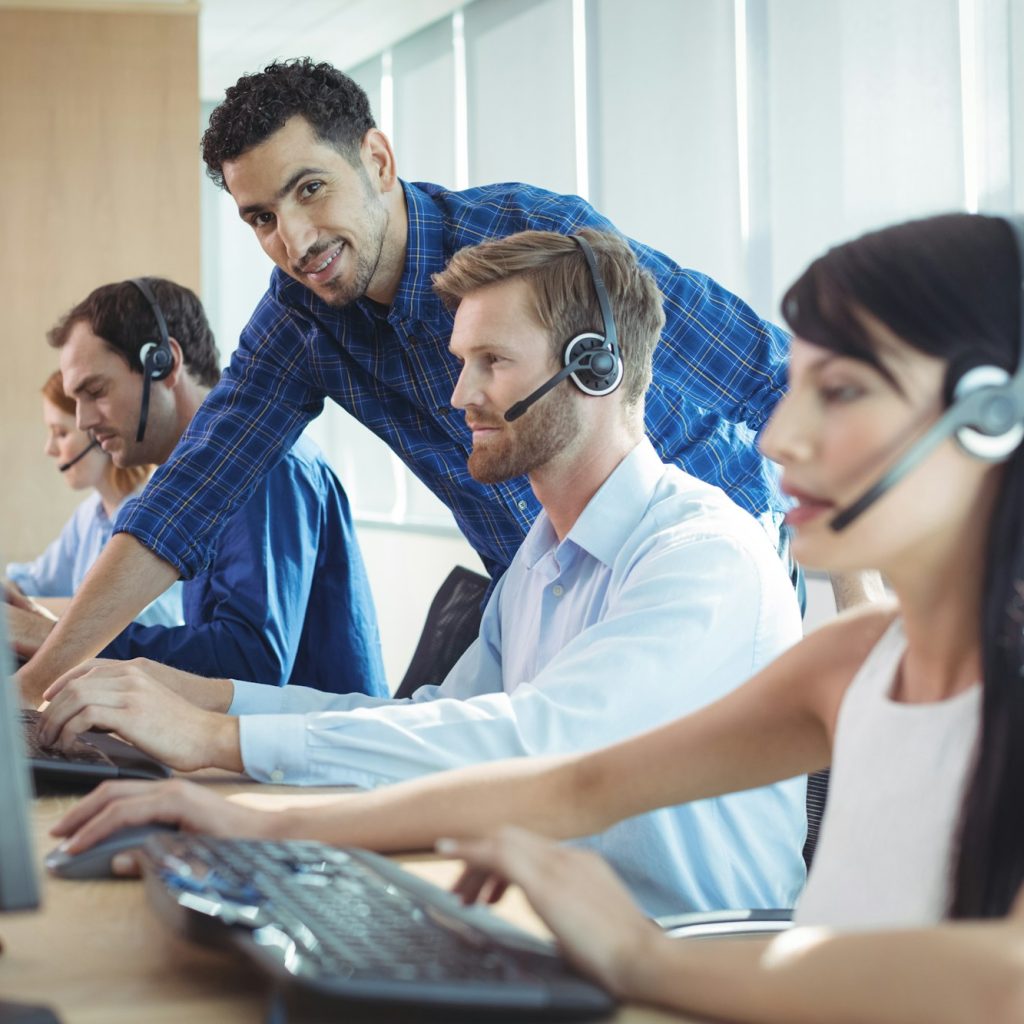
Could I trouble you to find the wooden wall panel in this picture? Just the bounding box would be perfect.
[0,7,198,562]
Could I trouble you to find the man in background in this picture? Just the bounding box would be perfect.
[12,278,385,702]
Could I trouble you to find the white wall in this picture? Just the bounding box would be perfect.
[357,525,482,688]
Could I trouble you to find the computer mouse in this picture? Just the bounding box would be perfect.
[45,823,179,880]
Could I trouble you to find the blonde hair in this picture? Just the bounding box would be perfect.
[42,370,152,499]
[432,228,665,410]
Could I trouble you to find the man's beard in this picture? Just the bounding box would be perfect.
[321,217,387,308]
[322,172,390,308]
[468,393,581,484]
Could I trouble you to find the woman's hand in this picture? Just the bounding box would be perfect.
[439,826,662,998]
[49,778,277,875]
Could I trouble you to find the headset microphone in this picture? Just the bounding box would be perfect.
[503,234,623,423]
[58,437,101,472]
[130,277,174,444]
[829,215,1024,532]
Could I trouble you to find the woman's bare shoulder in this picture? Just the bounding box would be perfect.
[783,600,900,732]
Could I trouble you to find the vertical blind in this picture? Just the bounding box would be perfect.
[203,0,1020,528]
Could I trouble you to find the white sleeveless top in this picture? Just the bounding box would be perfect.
[794,619,981,929]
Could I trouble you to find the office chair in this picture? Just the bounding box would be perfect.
[655,768,829,938]
[392,565,491,700]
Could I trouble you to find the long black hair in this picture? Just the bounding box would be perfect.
[782,213,1024,919]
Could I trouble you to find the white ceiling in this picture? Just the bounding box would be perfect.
[201,0,466,98]
[0,0,466,99]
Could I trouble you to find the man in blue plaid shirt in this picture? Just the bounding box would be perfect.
[20,58,856,702]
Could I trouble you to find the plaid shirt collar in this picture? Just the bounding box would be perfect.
[388,180,450,328]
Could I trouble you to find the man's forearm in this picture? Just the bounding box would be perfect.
[17,533,178,703]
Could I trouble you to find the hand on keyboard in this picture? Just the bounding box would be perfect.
[441,826,663,999]
[50,777,273,875]
[35,661,242,772]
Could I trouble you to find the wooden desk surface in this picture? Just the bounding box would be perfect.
[1,779,697,1024]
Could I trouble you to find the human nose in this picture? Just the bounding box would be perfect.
[276,209,318,263]
[76,399,99,433]
[450,363,483,412]
[759,389,815,466]
[44,435,58,458]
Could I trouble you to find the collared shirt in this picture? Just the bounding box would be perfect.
[7,491,183,629]
[114,181,789,582]
[100,436,387,697]
[228,440,806,916]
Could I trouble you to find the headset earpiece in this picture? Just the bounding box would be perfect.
[563,332,623,397]
[129,277,174,442]
[139,340,173,381]
[952,364,1024,461]
[503,233,626,422]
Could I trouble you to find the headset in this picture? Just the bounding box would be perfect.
[830,215,1024,531]
[58,436,101,472]
[130,277,174,444]
[503,234,624,423]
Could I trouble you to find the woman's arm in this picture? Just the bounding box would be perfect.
[443,827,1024,1024]
[53,605,894,857]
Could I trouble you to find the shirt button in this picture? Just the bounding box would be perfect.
[552,584,564,597]
[517,500,528,511]
[270,769,285,783]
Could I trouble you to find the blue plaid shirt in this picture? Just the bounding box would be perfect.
[115,181,789,580]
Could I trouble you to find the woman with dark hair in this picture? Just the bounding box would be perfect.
[50,213,1024,1022]
[4,371,183,628]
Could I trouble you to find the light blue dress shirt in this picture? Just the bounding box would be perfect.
[6,492,183,629]
[229,439,807,916]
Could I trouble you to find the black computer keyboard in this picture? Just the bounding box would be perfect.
[142,834,616,1019]
[20,709,115,768]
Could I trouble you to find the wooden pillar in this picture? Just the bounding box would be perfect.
[0,3,199,561]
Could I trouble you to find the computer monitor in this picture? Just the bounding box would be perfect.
[0,602,40,913]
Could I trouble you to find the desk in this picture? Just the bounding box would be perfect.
[1,779,699,1024]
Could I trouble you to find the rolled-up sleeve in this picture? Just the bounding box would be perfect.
[102,449,333,685]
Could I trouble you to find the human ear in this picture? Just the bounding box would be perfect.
[362,128,398,193]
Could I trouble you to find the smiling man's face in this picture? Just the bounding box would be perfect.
[223,116,392,308]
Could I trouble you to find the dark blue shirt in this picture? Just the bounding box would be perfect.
[115,181,789,581]
[103,435,386,696]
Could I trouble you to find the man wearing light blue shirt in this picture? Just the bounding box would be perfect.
[41,230,805,916]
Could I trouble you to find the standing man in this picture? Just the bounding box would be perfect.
[41,230,805,917]
[14,279,385,700]
[17,58,873,699]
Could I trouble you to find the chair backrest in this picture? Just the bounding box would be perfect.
[803,768,830,867]
[393,566,491,700]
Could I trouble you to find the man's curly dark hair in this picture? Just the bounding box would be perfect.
[201,58,377,190]
[48,278,221,389]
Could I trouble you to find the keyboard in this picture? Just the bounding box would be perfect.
[20,709,118,776]
[141,834,616,1019]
